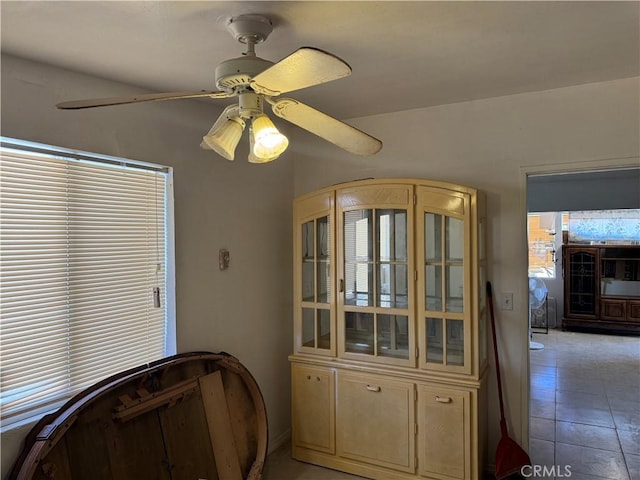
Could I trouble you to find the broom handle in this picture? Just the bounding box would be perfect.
[486,281,506,423]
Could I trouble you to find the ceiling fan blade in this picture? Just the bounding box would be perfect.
[268,98,382,156]
[56,90,234,110]
[250,47,351,96]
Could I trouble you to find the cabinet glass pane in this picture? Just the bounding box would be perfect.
[378,264,408,308]
[425,213,442,261]
[302,221,314,260]
[377,210,407,262]
[377,209,408,308]
[316,216,331,303]
[345,263,374,306]
[345,312,374,355]
[318,309,331,350]
[425,265,442,311]
[302,221,315,302]
[302,262,314,302]
[445,217,464,312]
[445,265,464,312]
[317,261,330,304]
[426,317,443,364]
[377,314,409,359]
[446,319,464,366]
[446,217,464,261]
[344,210,374,306]
[568,251,596,315]
[302,308,315,347]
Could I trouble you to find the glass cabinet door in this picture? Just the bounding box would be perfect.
[295,192,335,356]
[564,247,598,317]
[417,187,471,373]
[338,186,414,366]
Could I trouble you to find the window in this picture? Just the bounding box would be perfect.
[527,213,558,278]
[0,137,175,428]
[567,209,640,243]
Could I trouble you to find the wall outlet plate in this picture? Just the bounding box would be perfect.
[501,292,514,310]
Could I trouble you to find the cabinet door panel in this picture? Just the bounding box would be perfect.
[337,373,415,473]
[418,386,470,479]
[628,301,640,322]
[292,365,335,453]
[600,299,626,320]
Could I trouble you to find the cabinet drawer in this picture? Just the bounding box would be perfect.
[600,299,626,320]
[292,364,335,453]
[418,385,471,479]
[336,372,415,473]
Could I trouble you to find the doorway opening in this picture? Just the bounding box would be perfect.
[525,167,640,473]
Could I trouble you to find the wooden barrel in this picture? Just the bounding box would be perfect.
[9,352,268,480]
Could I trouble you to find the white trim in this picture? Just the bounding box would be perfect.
[165,172,177,356]
[521,155,639,177]
[0,136,170,173]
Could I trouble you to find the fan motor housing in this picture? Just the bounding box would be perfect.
[215,56,274,91]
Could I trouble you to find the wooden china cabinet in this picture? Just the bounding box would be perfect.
[563,244,640,333]
[290,178,488,480]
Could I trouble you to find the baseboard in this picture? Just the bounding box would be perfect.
[268,428,291,454]
[485,462,496,480]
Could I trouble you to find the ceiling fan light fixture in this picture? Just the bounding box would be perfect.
[252,114,288,160]
[248,126,279,164]
[203,115,245,160]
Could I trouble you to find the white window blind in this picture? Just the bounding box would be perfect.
[0,139,172,427]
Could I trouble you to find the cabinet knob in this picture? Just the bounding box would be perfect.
[435,395,452,403]
[365,385,381,392]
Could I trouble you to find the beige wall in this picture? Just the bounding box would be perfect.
[291,76,640,469]
[0,54,294,477]
[2,52,639,476]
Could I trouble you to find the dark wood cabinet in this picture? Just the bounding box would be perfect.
[563,245,640,334]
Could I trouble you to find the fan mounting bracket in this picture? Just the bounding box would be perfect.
[238,91,263,119]
[226,14,273,45]
[214,55,274,91]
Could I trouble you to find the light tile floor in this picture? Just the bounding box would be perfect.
[262,328,640,480]
[529,329,640,480]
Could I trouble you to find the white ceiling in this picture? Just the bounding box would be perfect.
[1,1,639,119]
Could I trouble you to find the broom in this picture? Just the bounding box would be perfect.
[486,281,532,479]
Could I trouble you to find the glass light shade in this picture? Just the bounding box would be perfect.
[202,117,245,161]
[248,126,280,163]
[252,115,288,159]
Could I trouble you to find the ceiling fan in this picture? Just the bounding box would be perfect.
[56,14,383,163]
